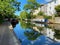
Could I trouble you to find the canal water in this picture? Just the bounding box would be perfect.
[13,21,60,45]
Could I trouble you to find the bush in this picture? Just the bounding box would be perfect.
[0,15,4,23]
[0,20,4,24]
[55,5,60,16]
[55,5,60,12]
[38,11,44,16]
[31,15,36,19]
[55,14,59,17]
[43,15,52,19]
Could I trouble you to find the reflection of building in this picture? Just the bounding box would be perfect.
[35,23,44,27]
[34,24,60,42]
[41,27,60,42]
[44,0,60,16]
[48,24,60,30]
[31,16,45,22]
[42,28,54,39]
[31,23,60,42]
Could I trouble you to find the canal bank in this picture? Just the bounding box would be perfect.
[0,22,21,45]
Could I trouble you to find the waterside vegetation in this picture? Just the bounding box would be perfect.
[0,0,20,23]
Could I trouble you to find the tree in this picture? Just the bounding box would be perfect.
[20,21,31,29]
[55,5,60,12]
[0,0,20,23]
[38,11,44,16]
[20,20,36,29]
[24,0,40,16]
[24,0,40,10]
[20,11,29,20]
[55,5,60,16]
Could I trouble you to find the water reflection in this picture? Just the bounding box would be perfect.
[14,21,60,45]
[24,29,41,40]
[20,21,35,29]
[54,29,60,41]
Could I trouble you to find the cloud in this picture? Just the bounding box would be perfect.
[45,0,52,2]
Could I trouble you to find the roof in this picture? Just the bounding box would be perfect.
[45,0,56,4]
[40,0,56,6]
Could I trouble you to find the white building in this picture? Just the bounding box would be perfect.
[41,0,60,16]
[33,0,60,16]
[40,4,47,15]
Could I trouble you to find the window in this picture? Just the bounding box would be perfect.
[50,7,51,10]
[54,0,56,3]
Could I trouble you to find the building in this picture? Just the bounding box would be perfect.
[33,0,60,16]
[40,4,47,15]
[41,0,60,16]
[32,0,60,23]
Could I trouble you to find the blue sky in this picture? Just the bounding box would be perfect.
[15,0,52,15]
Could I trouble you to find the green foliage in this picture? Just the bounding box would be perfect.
[20,20,36,29]
[20,21,29,29]
[23,0,40,19]
[20,11,29,20]
[24,0,40,12]
[20,21,32,29]
[43,15,52,19]
[37,27,43,31]
[27,13,31,19]
[31,15,36,19]
[0,0,20,23]
[55,5,60,12]
[24,4,34,10]
[55,5,60,16]
[38,11,44,16]
[55,14,59,17]
[54,29,60,39]
[27,0,36,3]
[24,0,40,10]
[0,20,4,24]
[24,30,41,40]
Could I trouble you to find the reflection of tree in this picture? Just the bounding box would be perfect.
[54,29,60,39]
[24,29,41,40]
[45,24,52,29]
[20,21,35,29]
[11,21,18,28]
[19,39,22,43]
[37,27,43,31]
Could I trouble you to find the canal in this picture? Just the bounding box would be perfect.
[13,21,60,45]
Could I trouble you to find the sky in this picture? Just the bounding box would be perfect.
[15,0,52,16]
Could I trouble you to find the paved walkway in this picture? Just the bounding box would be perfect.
[0,22,21,45]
